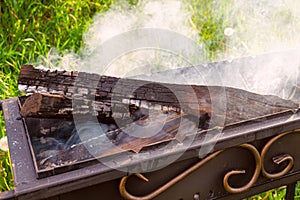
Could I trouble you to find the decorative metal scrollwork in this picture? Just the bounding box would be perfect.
[119,150,223,200]
[119,131,298,199]
[119,144,260,199]
[261,131,295,179]
[223,144,261,194]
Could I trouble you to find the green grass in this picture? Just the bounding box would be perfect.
[0,111,13,191]
[0,0,299,198]
[186,0,233,60]
[0,0,114,100]
[0,0,115,192]
[245,186,287,200]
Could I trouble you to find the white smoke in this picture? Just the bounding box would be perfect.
[209,0,300,99]
[81,0,200,77]
[84,0,198,48]
[216,0,300,57]
[33,0,300,99]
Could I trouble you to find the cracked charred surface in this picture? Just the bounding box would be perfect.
[18,65,298,126]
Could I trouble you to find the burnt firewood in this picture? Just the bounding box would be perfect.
[18,65,299,127]
[18,65,180,104]
[19,93,112,118]
[19,65,300,170]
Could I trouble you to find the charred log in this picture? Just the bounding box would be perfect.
[18,64,299,126]
[17,65,300,174]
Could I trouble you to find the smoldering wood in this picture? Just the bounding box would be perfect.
[19,65,181,103]
[17,65,300,175]
[19,93,112,118]
[18,64,299,126]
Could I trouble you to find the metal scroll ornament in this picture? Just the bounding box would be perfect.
[119,131,298,199]
[261,131,296,179]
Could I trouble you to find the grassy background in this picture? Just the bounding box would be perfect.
[0,0,114,191]
[0,0,298,199]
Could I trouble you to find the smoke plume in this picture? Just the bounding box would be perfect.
[33,0,300,99]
